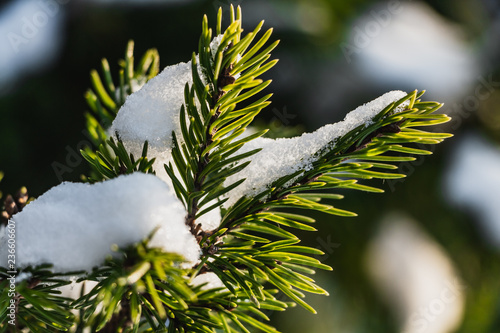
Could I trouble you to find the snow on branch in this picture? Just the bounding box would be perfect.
[109,62,193,149]
[224,90,409,206]
[0,173,200,273]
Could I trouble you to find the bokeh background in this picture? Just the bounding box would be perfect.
[1,0,500,332]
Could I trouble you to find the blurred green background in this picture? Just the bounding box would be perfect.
[1,0,500,332]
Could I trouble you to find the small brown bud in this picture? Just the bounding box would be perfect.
[4,195,18,216]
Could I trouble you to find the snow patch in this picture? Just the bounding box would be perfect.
[0,173,200,272]
[191,272,225,290]
[210,34,224,58]
[110,61,193,150]
[110,35,224,151]
[224,90,408,207]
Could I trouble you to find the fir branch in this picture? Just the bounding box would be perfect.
[219,90,451,232]
[165,6,278,242]
[0,266,78,332]
[82,42,159,183]
[164,5,451,324]
[198,90,452,313]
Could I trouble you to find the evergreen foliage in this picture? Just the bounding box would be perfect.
[82,41,159,183]
[0,6,452,332]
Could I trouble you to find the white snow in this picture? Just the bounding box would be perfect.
[114,78,147,101]
[110,35,224,151]
[109,61,193,149]
[57,280,99,300]
[0,173,200,273]
[195,200,222,231]
[210,34,224,58]
[223,90,408,207]
[190,272,225,290]
[15,272,32,283]
[366,213,465,333]
[444,132,500,249]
